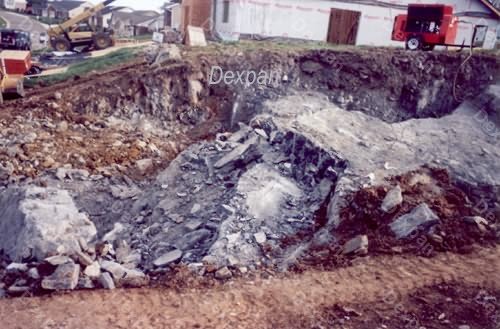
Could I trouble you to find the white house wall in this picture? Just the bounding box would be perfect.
[213,0,498,48]
[171,5,182,30]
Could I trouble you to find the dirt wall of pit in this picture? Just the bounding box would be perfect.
[2,47,498,132]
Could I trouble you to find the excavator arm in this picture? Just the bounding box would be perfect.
[47,0,116,38]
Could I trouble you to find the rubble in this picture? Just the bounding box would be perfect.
[41,262,80,291]
[342,235,369,256]
[83,262,101,279]
[153,250,183,267]
[381,185,403,212]
[99,272,115,290]
[390,204,440,239]
[0,186,97,262]
[0,46,498,298]
[215,267,232,280]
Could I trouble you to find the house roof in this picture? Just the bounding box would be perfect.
[47,1,87,12]
[101,5,131,15]
[133,10,160,17]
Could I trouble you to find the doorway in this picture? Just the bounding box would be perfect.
[327,9,361,45]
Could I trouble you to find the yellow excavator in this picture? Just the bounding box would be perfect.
[0,62,24,105]
[47,0,117,52]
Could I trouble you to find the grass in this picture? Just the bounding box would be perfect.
[25,47,139,87]
[0,16,6,28]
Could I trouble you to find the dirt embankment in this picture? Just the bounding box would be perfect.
[0,47,497,182]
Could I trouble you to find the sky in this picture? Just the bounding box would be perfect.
[91,0,168,11]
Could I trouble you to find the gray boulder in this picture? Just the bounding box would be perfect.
[390,203,440,239]
[0,186,97,261]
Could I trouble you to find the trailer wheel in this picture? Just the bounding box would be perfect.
[405,36,422,50]
[94,33,112,50]
[52,37,71,52]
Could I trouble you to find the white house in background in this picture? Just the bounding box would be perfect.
[3,0,26,11]
[110,10,161,36]
[210,0,499,49]
[93,6,134,28]
[164,2,181,30]
[138,14,164,32]
[44,1,93,19]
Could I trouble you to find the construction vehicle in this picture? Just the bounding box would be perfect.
[392,4,488,51]
[0,59,25,105]
[47,0,117,52]
[0,29,32,51]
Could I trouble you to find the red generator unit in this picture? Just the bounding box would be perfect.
[392,4,459,50]
[0,50,32,75]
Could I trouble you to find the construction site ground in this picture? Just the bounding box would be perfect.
[0,42,498,328]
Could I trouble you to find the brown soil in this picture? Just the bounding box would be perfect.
[0,247,498,329]
[292,167,500,271]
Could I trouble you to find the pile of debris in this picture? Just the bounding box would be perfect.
[0,186,148,297]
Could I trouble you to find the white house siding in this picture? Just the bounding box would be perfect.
[171,5,182,30]
[213,0,498,49]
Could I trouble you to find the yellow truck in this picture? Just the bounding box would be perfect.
[47,0,117,52]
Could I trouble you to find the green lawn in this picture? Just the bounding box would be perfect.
[0,16,7,28]
[25,47,140,87]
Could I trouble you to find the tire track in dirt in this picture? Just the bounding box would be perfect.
[1,247,499,329]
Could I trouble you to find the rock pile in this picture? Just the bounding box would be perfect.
[0,186,148,296]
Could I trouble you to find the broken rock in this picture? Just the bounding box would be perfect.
[99,272,115,290]
[154,249,183,267]
[390,203,440,239]
[6,263,29,273]
[41,262,80,291]
[0,186,97,262]
[100,260,126,281]
[381,185,403,212]
[120,269,149,288]
[463,216,489,233]
[342,235,369,255]
[84,262,101,279]
[215,267,232,280]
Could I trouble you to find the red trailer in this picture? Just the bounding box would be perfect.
[392,4,488,51]
[392,4,460,50]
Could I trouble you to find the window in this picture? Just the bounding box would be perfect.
[223,0,230,23]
